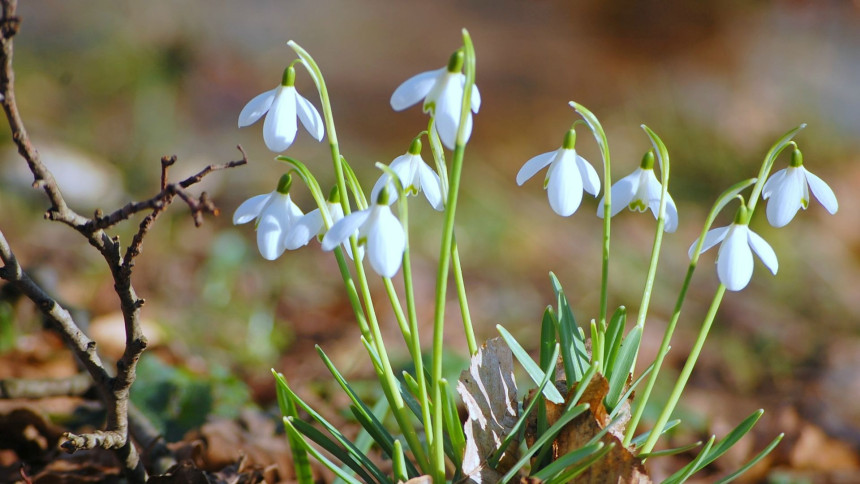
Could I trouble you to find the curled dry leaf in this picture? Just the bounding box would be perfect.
[456,337,520,483]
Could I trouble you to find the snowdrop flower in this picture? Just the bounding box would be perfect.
[371,138,444,211]
[233,174,306,260]
[390,50,481,150]
[321,188,406,278]
[516,129,600,217]
[762,147,838,228]
[238,65,324,152]
[287,188,363,260]
[597,151,678,232]
[688,206,778,291]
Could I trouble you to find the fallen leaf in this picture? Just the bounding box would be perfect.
[456,337,520,483]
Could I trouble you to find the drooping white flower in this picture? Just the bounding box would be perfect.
[371,139,444,211]
[321,189,406,278]
[762,148,838,228]
[390,50,481,150]
[238,66,324,153]
[688,206,778,291]
[233,175,306,260]
[286,189,363,261]
[516,129,600,217]
[597,151,678,232]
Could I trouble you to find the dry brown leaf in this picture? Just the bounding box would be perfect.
[456,337,519,483]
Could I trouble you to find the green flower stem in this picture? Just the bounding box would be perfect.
[452,238,477,355]
[429,29,476,484]
[570,102,612,372]
[746,124,806,214]
[624,177,758,447]
[397,185,434,443]
[382,279,411,342]
[290,41,429,473]
[639,284,726,455]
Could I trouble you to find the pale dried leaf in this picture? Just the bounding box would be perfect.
[456,337,520,483]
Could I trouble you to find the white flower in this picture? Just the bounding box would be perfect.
[689,222,778,291]
[238,66,324,152]
[516,129,600,217]
[233,182,306,260]
[762,149,837,228]
[597,152,678,232]
[321,194,406,278]
[371,141,444,211]
[288,200,363,260]
[390,51,481,150]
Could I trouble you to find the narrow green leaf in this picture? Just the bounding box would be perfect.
[440,379,465,470]
[690,409,764,475]
[638,440,703,459]
[272,371,314,484]
[550,273,584,382]
[605,326,642,410]
[608,361,654,422]
[664,435,715,484]
[714,433,783,484]
[544,442,614,484]
[283,417,363,484]
[632,419,681,448]
[392,439,409,483]
[336,398,390,484]
[497,324,565,404]
[290,418,382,484]
[539,307,556,373]
[603,306,627,373]
[531,442,604,481]
[489,343,560,467]
[500,403,589,483]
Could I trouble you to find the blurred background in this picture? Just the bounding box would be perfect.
[2,1,859,481]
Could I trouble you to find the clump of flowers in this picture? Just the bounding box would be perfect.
[231,32,837,484]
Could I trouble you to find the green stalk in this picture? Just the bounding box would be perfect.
[290,41,429,473]
[452,239,477,355]
[570,102,611,372]
[430,30,477,483]
[639,284,726,455]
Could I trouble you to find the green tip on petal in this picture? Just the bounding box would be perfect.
[408,137,422,155]
[327,185,340,203]
[277,173,293,194]
[640,151,655,170]
[447,49,465,73]
[790,148,803,167]
[562,129,577,150]
[281,66,296,87]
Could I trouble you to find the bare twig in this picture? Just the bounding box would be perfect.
[0,0,244,481]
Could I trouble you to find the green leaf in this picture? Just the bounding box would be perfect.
[714,433,783,484]
[664,435,715,484]
[638,440,703,459]
[605,326,642,410]
[543,442,614,484]
[531,442,604,481]
[489,343,560,468]
[685,409,764,477]
[499,403,590,484]
[549,273,587,382]
[283,417,363,484]
[631,419,681,448]
[440,379,465,471]
[272,371,313,484]
[603,306,627,374]
[392,440,409,483]
[290,418,383,484]
[497,324,565,404]
[608,361,653,422]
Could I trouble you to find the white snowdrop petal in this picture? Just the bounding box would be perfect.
[470,84,481,113]
[283,215,316,250]
[390,69,443,111]
[717,226,754,291]
[321,210,369,251]
[367,207,406,278]
[747,229,778,275]
[295,91,325,141]
[766,169,804,228]
[689,225,730,259]
[662,193,680,233]
[418,162,444,211]
[762,169,786,200]
[238,89,276,128]
[233,193,272,225]
[804,169,839,214]
[256,213,286,260]
[516,151,555,186]
[598,170,637,218]
[546,155,583,217]
[576,154,601,197]
[263,87,298,152]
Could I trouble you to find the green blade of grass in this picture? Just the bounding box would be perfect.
[440,378,465,471]
[290,418,384,484]
[543,442,614,484]
[714,433,783,484]
[638,440,703,459]
[664,435,715,484]
[631,419,681,448]
[497,324,565,404]
[605,326,642,410]
[283,417,364,484]
[272,371,314,484]
[531,442,604,481]
[603,306,627,375]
